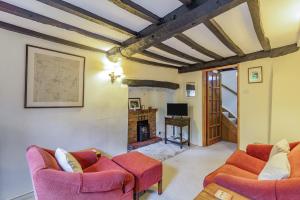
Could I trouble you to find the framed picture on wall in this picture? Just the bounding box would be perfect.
[25,45,85,108]
[248,66,263,83]
[128,98,141,110]
[186,82,196,97]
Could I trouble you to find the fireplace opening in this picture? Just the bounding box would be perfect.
[137,120,150,142]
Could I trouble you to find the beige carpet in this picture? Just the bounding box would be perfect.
[140,141,236,200]
[24,141,236,200]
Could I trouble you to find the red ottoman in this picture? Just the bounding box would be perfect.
[112,152,162,200]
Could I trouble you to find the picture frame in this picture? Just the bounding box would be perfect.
[128,98,141,110]
[186,82,196,97]
[25,45,85,108]
[248,66,263,83]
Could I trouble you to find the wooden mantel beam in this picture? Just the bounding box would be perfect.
[0,1,121,45]
[122,79,180,90]
[247,0,271,51]
[179,44,299,73]
[108,0,246,58]
[204,19,244,56]
[36,0,136,35]
[109,0,160,24]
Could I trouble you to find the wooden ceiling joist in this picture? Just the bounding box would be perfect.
[126,57,180,69]
[110,0,246,58]
[0,21,106,53]
[141,50,190,66]
[247,0,271,51]
[179,44,299,73]
[204,19,244,56]
[153,43,204,63]
[175,33,223,60]
[36,0,137,36]
[178,0,194,6]
[109,0,160,24]
[0,1,121,45]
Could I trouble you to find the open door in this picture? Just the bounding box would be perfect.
[206,71,222,145]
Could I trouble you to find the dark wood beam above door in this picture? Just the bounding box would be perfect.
[179,44,299,73]
[175,33,223,60]
[0,1,121,45]
[36,0,137,35]
[109,0,160,24]
[247,0,271,51]
[108,0,247,59]
[204,19,244,56]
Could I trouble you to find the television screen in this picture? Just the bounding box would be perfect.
[167,103,188,116]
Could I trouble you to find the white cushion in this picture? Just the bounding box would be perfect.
[55,148,83,173]
[269,139,290,158]
[258,152,290,180]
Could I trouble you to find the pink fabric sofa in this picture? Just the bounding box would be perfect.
[204,142,300,200]
[26,145,134,200]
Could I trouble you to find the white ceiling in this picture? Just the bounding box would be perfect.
[132,53,182,67]
[0,0,299,68]
[183,24,236,58]
[63,0,152,32]
[131,0,182,18]
[214,3,263,54]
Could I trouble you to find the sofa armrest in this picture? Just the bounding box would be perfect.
[226,150,266,174]
[215,173,276,200]
[70,150,98,169]
[81,170,126,193]
[246,144,273,161]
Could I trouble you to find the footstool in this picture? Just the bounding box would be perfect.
[112,151,162,200]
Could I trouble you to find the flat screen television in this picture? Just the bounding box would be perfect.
[167,103,188,116]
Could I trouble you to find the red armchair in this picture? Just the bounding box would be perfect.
[26,145,134,200]
[204,142,300,200]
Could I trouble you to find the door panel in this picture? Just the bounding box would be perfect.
[206,71,222,145]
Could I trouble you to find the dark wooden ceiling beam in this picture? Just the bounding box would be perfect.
[110,0,246,58]
[0,1,121,45]
[247,0,271,51]
[0,21,105,53]
[179,44,299,73]
[126,57,180,69]
[178,0,194,6]
[141,50,189,66]
[36,0,136,36]
[204,19,244,56]
[175,33,223,60]
[153,43,204,63]
[109,0,160,23]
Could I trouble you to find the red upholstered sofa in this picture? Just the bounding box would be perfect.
[204,142,300,200]
[26,146,134,200]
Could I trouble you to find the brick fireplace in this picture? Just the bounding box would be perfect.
[128,108,161,149]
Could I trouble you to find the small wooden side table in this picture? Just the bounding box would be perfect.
[164,117,190,149]
[194,183,249,200]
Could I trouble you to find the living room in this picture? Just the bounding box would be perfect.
[1,0,300,200]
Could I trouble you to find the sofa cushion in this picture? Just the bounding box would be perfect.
[84,156,134,193]
[288,144,300,178]
[276,177,300,200]
[226,150,266,175]
[55,148,83,173]
[258,152,290,180]
[203,164,257,187]
[269,139,290,158]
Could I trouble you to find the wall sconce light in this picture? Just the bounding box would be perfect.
[109,72,121,83]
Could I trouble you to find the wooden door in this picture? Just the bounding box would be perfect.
[206,71,222,145]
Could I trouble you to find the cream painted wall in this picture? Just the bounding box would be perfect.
[0,28,179,200]
[239,49,300,149]
[270,51,300,143]
[178,71,203,146]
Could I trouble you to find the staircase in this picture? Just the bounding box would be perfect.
[221,108,237,143]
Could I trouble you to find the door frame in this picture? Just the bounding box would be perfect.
[202,64,240,148]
